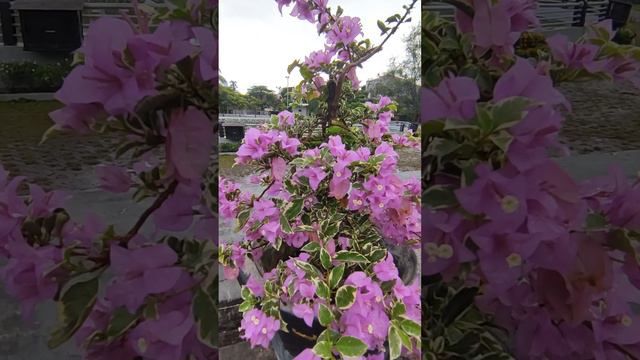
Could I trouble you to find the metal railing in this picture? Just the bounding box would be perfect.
[423,0,611,31]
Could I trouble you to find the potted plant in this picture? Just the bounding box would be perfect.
[219,1,421,359]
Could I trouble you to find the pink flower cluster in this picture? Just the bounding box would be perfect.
[221,98,420,356]
[51,17,216,133]
[0,1,219,358]
[424,10,640,359]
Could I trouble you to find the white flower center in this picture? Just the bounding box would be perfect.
[137,338,148,354]
[261,327,268,334]
[367,324,374,334]
[621,315,633,327]
[336,172,342,177]
[251,316,260,325]
[378,203,384,208]
[436,244,454,259]
[377,185,383,191]
[506,253,522,268]
[501,195,519,214]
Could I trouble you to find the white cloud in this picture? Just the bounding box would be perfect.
[219,0,419,93]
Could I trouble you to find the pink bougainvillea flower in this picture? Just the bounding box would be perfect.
[373,253,399,281]
[323,135,346,157]
[455,163,528,229]
[340,294,389,348]
[278,110,295,127]
[252,199,278,222]
[346,67,360,89]
[107,243,186,313]
[326,16,363,45]
[0,242,61,321]
[421,76,480,122]
[259,220,281,245]
[240,309,280,348]
[365,96,392,113]
[246,275,265,297]
[128,310,194,360]
[236,128,273,164]
[271,157,287,182]
[95,165,132,193]
[48,103,102,134]
[547,34,599,70]
[166,107,214,181]
[192,26,218,82]
[154,182,201,231]
[346,188,367,211]
[493,57,570,110]
[298,166,327,191]
[294,348,322,360]
[292,302,315,327]
[27,184,70,218]
[304,49,334,68]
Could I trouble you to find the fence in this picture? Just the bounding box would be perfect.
[0,0,167,46]
[423,0,611,31]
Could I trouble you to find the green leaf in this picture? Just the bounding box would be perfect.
[236,209,251,231]
[328,263,345,289]
[320,248,332,270]
[489,131,513,152]
[424,185,458,209]
[318,304,334,327]
[105,307,138,338]
[391,302,406,318]
[336,285,357,309]
[377,20,390,35]
[295,225,315,232]
[585,212,608,231]
[287,60,299,74]
[313,340,334,359]
[238,299,254,312]
[335,336,368,357]
[400,319,421,338]
[367,249,387,263]
[316,280,331,300]
[48,276,99,348]
[443,287,479,326]
[389,326,402,359]
[396,325,412,351]
[426,138,461,157]
[280,214,293,234]
[300,66,314,81]
[285,199,305,221]
[301,242,321,253]
[334,251,369,263]
[295,260,321,276]
[192,287,218,347]
[491,97,534,130]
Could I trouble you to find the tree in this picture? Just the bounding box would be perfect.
[246,85,279,111]
[368,25,420,123]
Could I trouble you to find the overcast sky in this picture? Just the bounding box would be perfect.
[219,0,419,93]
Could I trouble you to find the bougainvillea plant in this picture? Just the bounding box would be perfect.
[0,1,218,359]
[219,0,421,359]
[423,0,640,359]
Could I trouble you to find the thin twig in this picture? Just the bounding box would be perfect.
[257,181,275,201]
[119,181,179,244]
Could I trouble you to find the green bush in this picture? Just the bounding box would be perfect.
[219,141,240,152]
[0,60,72,93]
